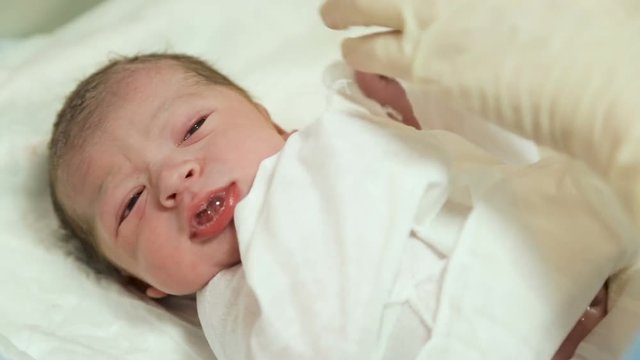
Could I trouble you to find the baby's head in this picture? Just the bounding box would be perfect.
[49,53,287,298]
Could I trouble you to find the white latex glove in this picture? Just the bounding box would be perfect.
[321,0,640,227]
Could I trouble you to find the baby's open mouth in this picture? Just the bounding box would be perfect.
[194,195,226,226]
[189,183,239,243]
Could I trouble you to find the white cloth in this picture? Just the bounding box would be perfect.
[403,80,640,360]
[197,65,638,359]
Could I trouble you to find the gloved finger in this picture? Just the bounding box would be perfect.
[341,31,412,80]
[320,0,404,30]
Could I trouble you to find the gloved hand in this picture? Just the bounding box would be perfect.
[321,0,640,226]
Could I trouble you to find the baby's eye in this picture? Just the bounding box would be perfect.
[183,116,207,142]
[120,189,143,224]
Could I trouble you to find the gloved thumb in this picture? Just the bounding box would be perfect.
[341,31,413,80]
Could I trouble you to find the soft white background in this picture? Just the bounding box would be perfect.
[0,0,105,37]
[0,0,342,358]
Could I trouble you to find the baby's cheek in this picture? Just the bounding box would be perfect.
[137,235,184,291]
[139,247,172,283]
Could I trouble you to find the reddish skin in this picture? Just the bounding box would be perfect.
[552,285,608,360]
[354,70,608,359]
[354,71,421,130]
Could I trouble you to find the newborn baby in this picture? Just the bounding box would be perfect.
[49,54,287,297]
[49,53,614,359]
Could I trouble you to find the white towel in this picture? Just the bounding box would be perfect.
[197,64,639,359]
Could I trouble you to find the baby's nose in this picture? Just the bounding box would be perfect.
[158,160,200,208]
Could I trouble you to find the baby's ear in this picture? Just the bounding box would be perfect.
[145,287,168,299]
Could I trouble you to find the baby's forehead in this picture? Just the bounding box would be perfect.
[55,62,207,225]
[107,61,191,101]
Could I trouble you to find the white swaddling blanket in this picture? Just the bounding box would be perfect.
[197,66,638,359]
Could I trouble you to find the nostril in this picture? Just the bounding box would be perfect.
[167,193,177,202]
[185,169,194,179]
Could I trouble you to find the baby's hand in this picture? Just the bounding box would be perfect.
[552,285,608,360]
[354,71,420,130]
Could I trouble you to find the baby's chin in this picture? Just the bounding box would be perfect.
[179,229,241,295]
[146,257,240,298]
[154,276,216,298]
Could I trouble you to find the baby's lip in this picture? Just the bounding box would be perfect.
[188,183,239,243]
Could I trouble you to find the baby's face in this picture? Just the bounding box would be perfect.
[58,63,286,296]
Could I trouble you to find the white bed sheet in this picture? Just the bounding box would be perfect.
[0,0,342,359]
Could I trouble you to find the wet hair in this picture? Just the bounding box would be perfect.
[48,53,250,280]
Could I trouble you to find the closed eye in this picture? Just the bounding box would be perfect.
[120,188,143,224]
[183,116,207,142]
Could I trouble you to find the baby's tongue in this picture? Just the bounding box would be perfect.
[195,194,226,227]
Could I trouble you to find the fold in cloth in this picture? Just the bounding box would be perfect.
[197,63,639,359]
